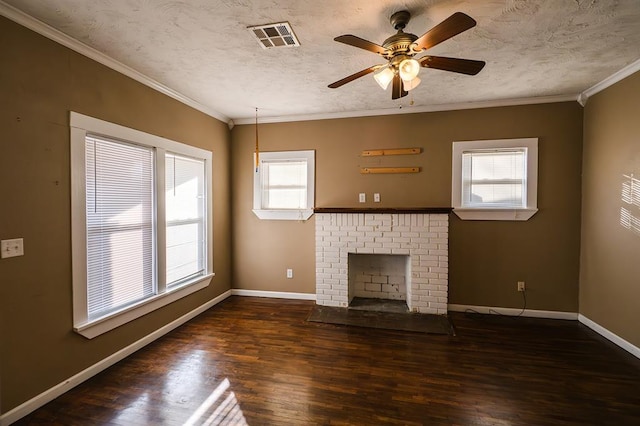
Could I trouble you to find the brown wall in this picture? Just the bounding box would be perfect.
[580,71,640,348]
[0,17,231,412]
[231,103,583,312]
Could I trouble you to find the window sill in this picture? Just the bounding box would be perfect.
[74,273,214,339]
[453,208,538,221]
[252,209,314,221]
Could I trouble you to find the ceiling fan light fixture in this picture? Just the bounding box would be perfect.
[374,66,395,90]
[403,76,421,91]
[398,58,420,81]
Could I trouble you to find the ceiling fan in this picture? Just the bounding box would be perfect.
[328,11,486,100]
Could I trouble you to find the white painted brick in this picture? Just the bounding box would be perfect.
[364,242,382,248]
[323,300,340,307]
[357,225,374,232]
[355,247,374,254]
[349,231,365,237]
[316,293,331,300]
[365,231,383,238]
[429,290,447,298]
[419,244,438,250]
[391,248,410,255]
[401,232,420,238]
[429,279,448,286]
[393,237,411,243]
[373,247,392,254]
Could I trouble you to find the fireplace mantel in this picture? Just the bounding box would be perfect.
[314,207,452,214]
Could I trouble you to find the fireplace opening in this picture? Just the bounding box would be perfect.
[348,253,411,313]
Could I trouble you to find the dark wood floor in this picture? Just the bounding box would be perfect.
[15,296,640,425]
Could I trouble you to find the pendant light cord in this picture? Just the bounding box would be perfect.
[255,107,259,172]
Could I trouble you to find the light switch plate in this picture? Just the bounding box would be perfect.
[1,238,24,258]
[359,193,366,203]
[374,193,381,202]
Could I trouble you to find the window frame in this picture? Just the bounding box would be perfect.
[252,150,315,221]
[452,138,538,221]
[70,112,214,339]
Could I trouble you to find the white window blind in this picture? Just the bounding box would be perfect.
[461,149,526,208]
[261,160,307,209]
[85,136,155,320]
[165,153,206,286]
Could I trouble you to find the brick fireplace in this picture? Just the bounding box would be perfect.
[315,209,450,314]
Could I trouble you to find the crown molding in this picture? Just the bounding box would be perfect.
[579,57,640,106]
[0,1,230,124]
[231,94,579,125]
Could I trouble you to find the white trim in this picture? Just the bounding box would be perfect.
[232,94,579,125]
[580,57,640,104]
[0,290,232,426]
[252,209,314,221]
[0,2,229,124]
[448,304,578,320]
[75,276,213,339]
[231,289,316,300]
[578,314,640,360]
[452,138,539,221]
[453,208,538,221]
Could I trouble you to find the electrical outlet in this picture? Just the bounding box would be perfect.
[359,193,366,203]
[517,281,526,292]
[286,268,293,279]
[1,238,24,259]
[374,193,381,203]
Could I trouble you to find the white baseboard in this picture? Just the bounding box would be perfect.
[448,304,579,320]
[231,289,316,301]
[578,314,640,360]
[0,290,232,426]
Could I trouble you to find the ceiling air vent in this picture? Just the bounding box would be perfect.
[248,22,300,49]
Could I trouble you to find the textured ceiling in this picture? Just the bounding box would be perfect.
[4,0,640,123]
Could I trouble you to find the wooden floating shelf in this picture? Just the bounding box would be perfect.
[360,167,421,174]
[361,148,421,157]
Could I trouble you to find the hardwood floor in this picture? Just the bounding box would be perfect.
[15,296,640,425]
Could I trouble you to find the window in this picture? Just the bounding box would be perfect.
[253,150,315,220]
[71,112,213,338]
[452,138,538,221]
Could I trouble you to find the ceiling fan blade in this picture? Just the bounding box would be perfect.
[328,65,381,89]
[419,56,486,75]
[334,35,388,56]
[412,12,477,52]
[391,74,408,100]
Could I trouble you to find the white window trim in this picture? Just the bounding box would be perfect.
[252,150,315,221]
[452,138,539,221]
[70,112,214,339]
